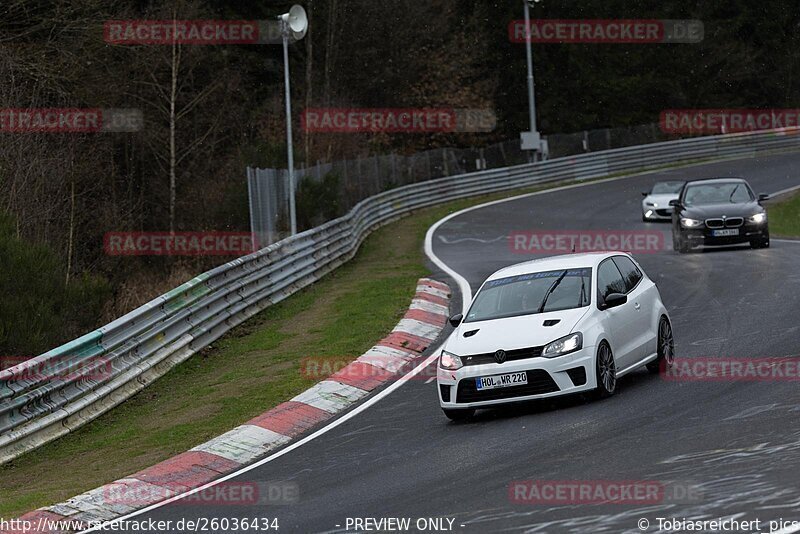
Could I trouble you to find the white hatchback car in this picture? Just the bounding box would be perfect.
[437,252,674,420]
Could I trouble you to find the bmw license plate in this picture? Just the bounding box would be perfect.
[475,372,527,390]
[712,229,739,237]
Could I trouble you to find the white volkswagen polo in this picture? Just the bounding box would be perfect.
[437,252,674,420]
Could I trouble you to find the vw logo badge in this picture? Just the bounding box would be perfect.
[494,349,507,364]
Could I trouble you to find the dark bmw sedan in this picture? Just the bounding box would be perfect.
[670,178,770,253]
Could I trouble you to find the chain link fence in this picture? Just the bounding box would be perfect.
[248,123,673,244]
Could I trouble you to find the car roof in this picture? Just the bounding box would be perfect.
[683,177,748,186]
[486,252,626,281]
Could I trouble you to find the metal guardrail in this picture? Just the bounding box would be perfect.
[2,127,799,463]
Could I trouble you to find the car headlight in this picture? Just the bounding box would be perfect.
[748,212,767,224]
[646,202,657,207]
[680,217,702,228]
[542,332,583,358]
[440,350,463,370]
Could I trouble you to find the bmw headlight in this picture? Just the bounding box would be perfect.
[646,202,657,207]
[680,218,702,228]
[542,332,583,358]
[440,350,463,370]
[748,212,767,224]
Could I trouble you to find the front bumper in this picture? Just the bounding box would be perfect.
[680,223,768,246]
[643,207,673,220]
[437,345,596,409]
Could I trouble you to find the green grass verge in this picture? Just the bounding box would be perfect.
[768,191,800,236]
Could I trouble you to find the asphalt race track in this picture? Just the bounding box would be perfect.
[120,153,800,533]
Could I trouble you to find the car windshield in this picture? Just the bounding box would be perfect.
[684,182,753,205]
[651,181,684,194]
[465,268,592,323]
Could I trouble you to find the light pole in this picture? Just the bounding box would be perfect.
[524,0,537,136]
[279,5,308,235]
[520,0,543,161]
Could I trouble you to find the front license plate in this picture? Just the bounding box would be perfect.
[475,372,527,390]
[712,229,739,237]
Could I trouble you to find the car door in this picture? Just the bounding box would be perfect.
[596,258,639,369]
[612,255,652,364]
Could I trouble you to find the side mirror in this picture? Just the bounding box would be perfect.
[448,313,463,327]
[641,191,649,197]
[668,199,681,207]
[758,193,769,202]
[602,293,628,310]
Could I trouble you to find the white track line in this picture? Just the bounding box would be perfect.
[768,183,800,198]
[81,350,443,532]
[82,163,800,533]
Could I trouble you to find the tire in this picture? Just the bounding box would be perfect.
[672,232,690,253]
[647,316,675,374]
[594,342,617,399]
[443,408,475,421]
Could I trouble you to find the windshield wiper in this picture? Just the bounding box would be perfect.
[538,270,568,313]
[578,275,587,307]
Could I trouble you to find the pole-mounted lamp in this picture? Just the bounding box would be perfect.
[278,5,308,235]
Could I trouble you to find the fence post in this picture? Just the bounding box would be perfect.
[426,150,432,181]
[246,167,256,252]
[357,156,363,199]
[374,156,381,193]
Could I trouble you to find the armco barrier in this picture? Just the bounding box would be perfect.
[2,127,799,463]
[3,279,450,532]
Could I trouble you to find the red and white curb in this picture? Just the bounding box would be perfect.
[3,278,450,534]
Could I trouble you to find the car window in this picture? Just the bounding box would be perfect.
[541,274,591,312]
[465,268,592,322]
[684,182,753,205]
[612,256,643,292]
[596,259,627,302]
[651,181,684,194]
